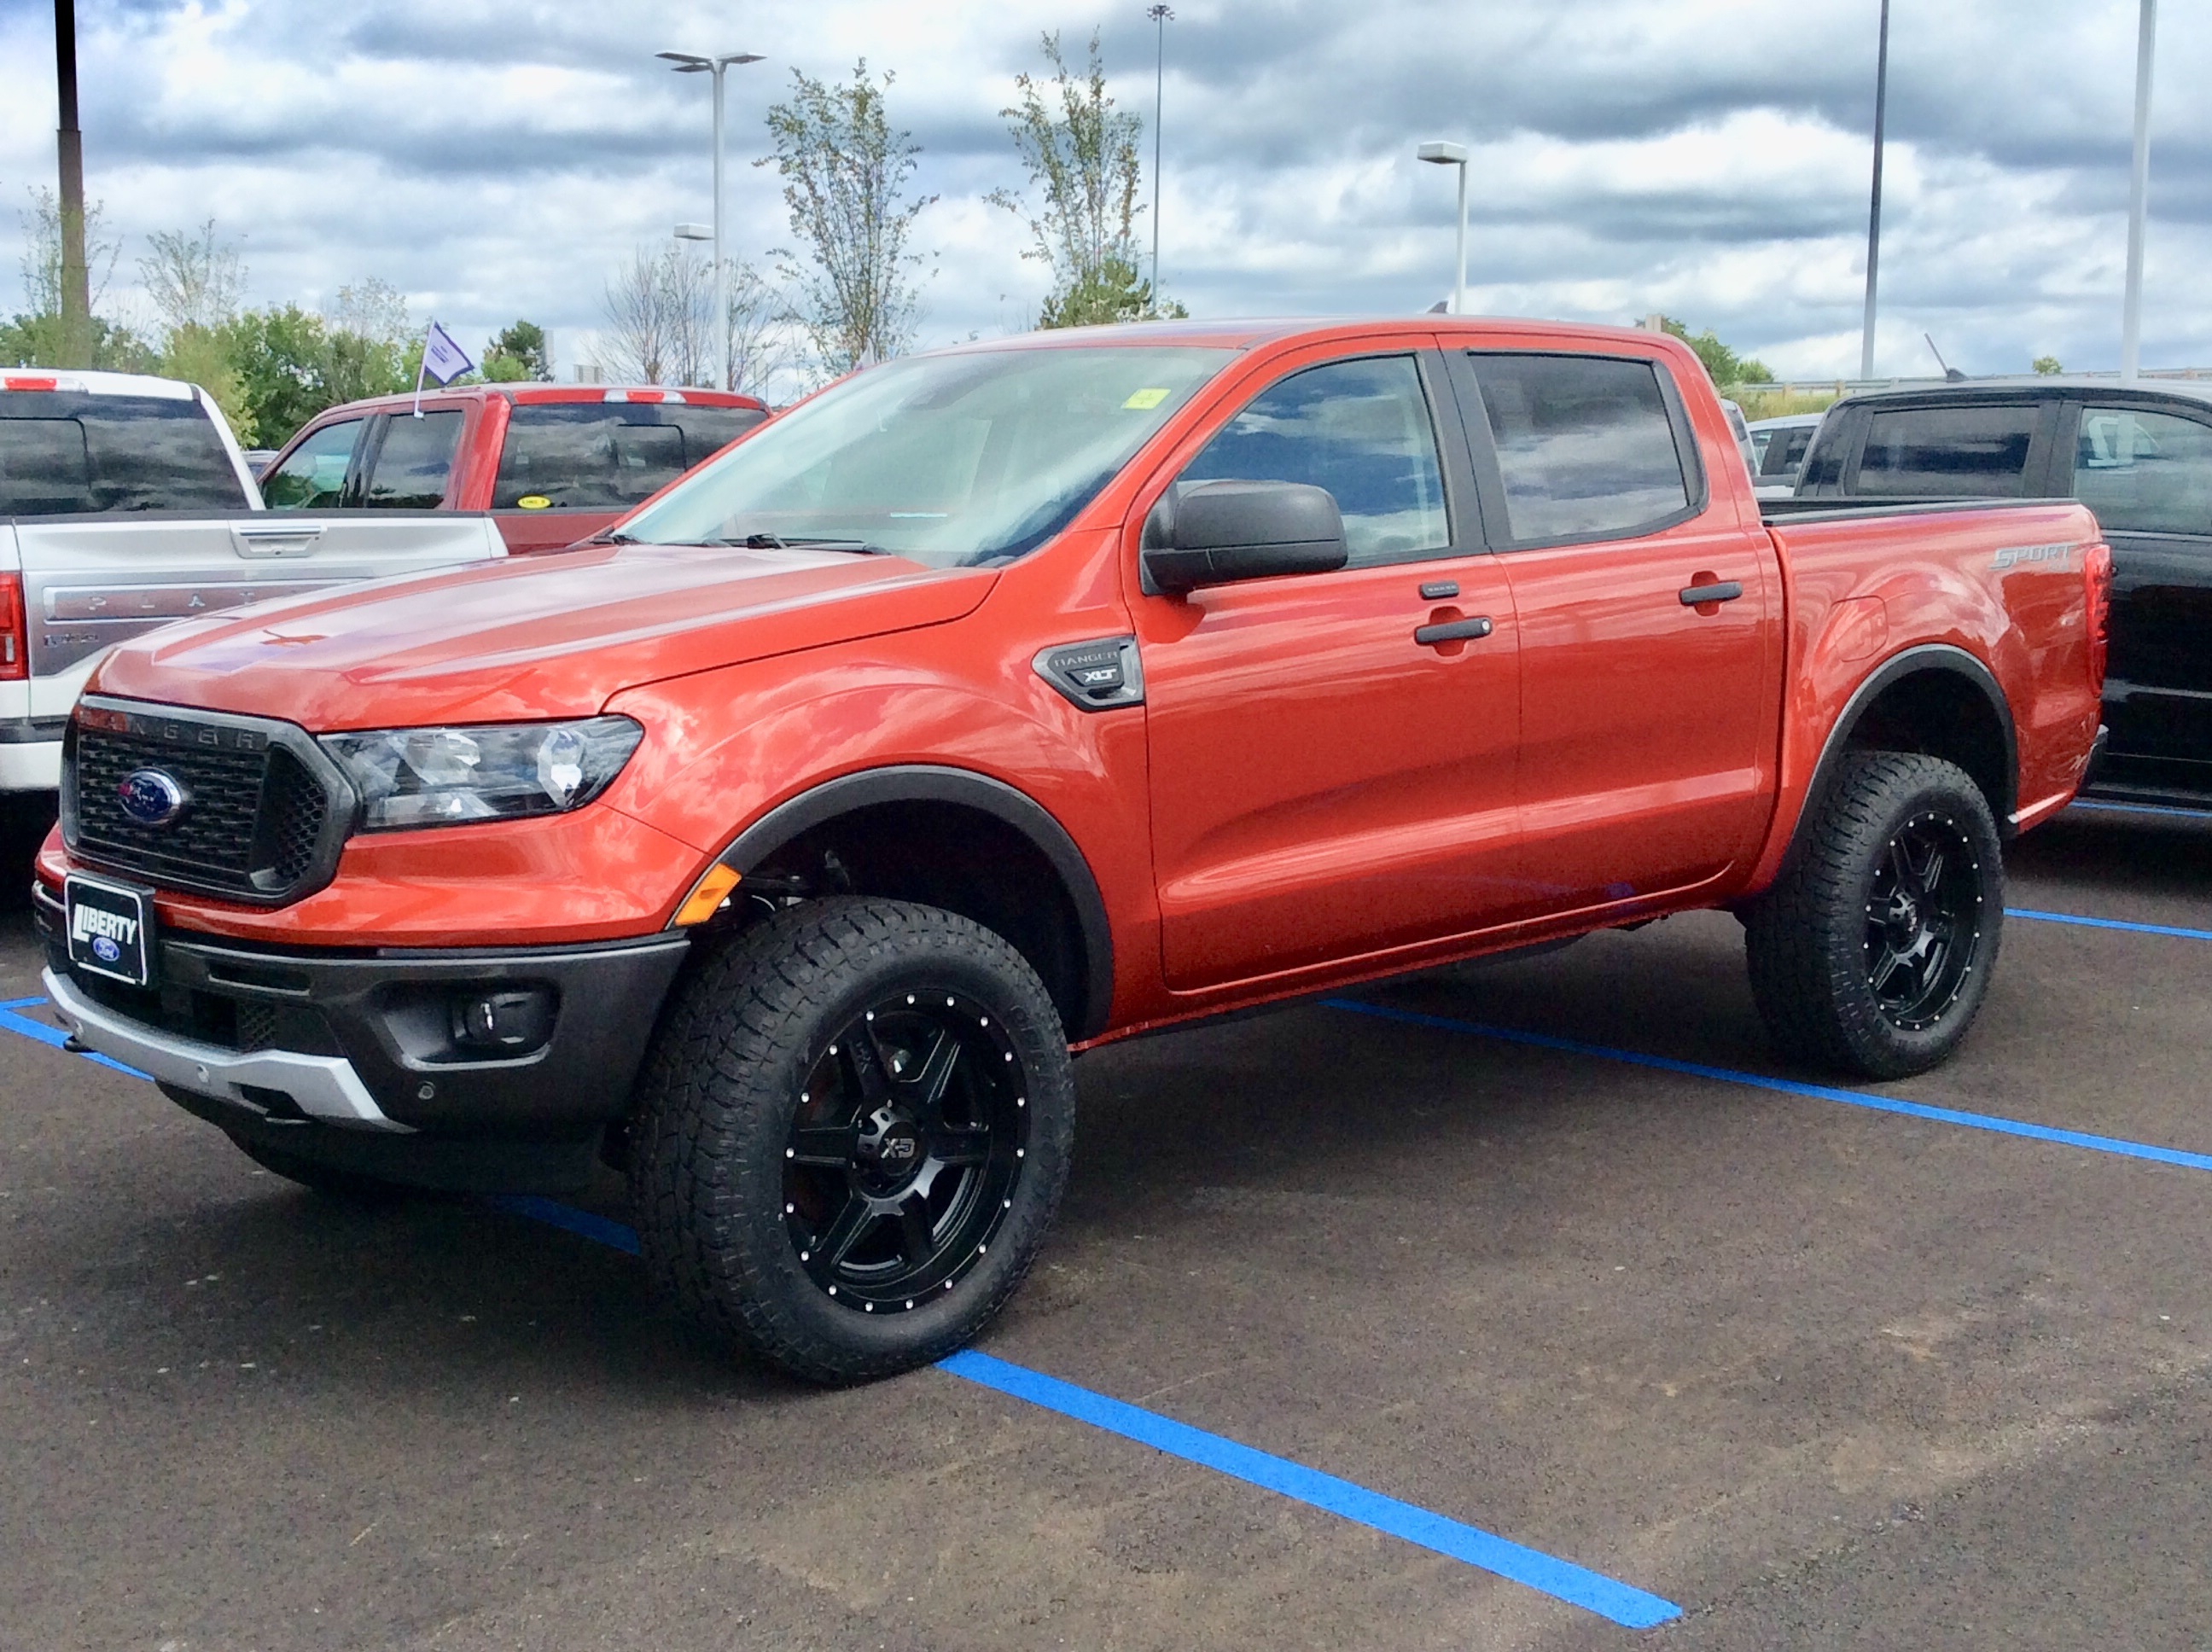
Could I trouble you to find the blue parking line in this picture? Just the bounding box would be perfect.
[0,1000,1681,1626]
[480,1193,642,1255]
[940,1349,1681,1628]
[1326,998,2212,1175]
[2008,907,2212,942]
[0,995,145,1076]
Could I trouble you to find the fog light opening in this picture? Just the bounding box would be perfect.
[449,986,557,1055]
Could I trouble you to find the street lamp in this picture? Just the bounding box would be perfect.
[658,49,764,391]
[1147,6,1173,306]
[1417,142,1470,317]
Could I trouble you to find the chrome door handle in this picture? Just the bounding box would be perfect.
[1414,615,1493,646]
[232,523,327,558]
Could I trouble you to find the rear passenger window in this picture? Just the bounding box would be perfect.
[492,404,766,509]
[1177,355,1449,566]
[2073,407,2212,537]
[362,410,463,509]
[1856,405,2035,497]
[0,393,248,514]
[1466,353,1691,543]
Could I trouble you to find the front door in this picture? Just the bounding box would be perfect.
[1452,346,1782,911]
[1137,346,1524,992]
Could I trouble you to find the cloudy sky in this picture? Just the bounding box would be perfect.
[3,0,2209,386]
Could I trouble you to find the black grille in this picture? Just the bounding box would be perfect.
[65,704,346,904]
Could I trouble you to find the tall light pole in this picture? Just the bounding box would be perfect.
[1147,6,1173,308]
[1417,142,1470,316]
[1860,0,1891,381]
[53,0,90,364]
[2121,0,2157,382]
[659,49,763,391]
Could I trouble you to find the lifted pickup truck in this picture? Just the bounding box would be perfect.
[3,370,505,794]
[35,319,2108,1383]
[259,384,768,553]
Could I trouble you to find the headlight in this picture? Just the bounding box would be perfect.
[321,716,644,832]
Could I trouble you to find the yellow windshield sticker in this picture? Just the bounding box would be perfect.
[515,495,551,510]
[1122,387,1170,410]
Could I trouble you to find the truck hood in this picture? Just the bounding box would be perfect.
[89,542,999,729]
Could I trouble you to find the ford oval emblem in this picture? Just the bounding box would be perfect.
[92,935,121,963]
[117,768,189,828]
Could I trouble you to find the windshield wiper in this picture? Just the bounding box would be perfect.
[580,529,638,544]
[712,532,882,555]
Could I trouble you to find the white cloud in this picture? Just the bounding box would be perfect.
[1,0,2206,406]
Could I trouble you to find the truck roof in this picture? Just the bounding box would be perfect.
[1829,375,2212,410]
[1,369,201,398]
[311,383,770,419]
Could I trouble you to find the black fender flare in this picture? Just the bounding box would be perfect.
[713,765,1115,1040]
[1800,643,2019,835]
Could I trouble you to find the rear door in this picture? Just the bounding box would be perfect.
[1846,398,2062,502]
[1452,345,1783,911]
[13,513,503,723]
[1137,342,1526,990]
[2061,398,2212,786]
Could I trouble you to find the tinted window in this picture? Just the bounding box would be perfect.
[362,410,463,508]
[1178,355,1448,566]
[1468,353,1691,542]
[1759,424,1817,480]
[0,392,247,515]
[492,404,767,509]
[2073,407,2212,537]
[262,418,364,509]
[1857,404,2035,497]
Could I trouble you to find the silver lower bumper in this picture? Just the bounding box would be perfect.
[42,967,411,1133]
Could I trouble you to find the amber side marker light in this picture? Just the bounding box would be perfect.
[673,864,742,926]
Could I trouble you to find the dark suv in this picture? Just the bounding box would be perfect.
[1796,379,2212,805]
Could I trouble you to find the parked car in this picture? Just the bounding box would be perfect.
[1794,379,2210,805]
[3,369,505,797]
[259,384,770,553]
[38,318,2104,1383]
[1748,410,1825,497]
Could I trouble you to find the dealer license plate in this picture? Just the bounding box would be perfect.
[63,874,157,989]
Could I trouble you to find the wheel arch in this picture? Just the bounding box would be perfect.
[713,765,1115,1041]
[1805,644,2019,835]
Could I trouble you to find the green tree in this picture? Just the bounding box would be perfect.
[138,220,253,438]
[1656,316,1771,387]
[990,31,1180,328]
[218,303,415,449]
[2033,355,2064,375]
[763,61,934,374]
[483,319,550,381]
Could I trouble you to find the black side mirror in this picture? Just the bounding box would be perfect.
[1141,480,1348,595]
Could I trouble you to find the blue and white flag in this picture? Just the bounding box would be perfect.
[420,320,476,386]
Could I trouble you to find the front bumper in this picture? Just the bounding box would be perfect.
[35,881,690,1138]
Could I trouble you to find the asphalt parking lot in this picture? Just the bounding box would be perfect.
[3,802,2209,1651]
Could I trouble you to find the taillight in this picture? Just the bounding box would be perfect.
[2083,540,2113,691]
[0,573,26,682]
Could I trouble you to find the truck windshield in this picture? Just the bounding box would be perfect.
[620,346,1233,567]
[0,391,249,515]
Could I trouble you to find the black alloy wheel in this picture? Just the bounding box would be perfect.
[1863,811,1985,1032]
[785,991,1027,1313]
[629,897,1074,1384]
[1745,750,2005,1079]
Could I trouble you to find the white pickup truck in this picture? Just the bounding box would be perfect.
[2,369,505,794]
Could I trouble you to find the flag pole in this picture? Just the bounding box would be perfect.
[412,324,428,419]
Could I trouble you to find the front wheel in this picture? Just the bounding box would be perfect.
[1744,751,2004,1079]
[628,898,1074,1385]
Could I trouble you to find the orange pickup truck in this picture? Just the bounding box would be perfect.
[36,317,2108,1382]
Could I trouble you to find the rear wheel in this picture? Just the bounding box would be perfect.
[629,897,1074,1385]
[1744,751,2004,1079]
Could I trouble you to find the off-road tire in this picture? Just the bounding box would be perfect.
[628,897,1074,1385]
[231,1137,412,1201]
[1744,751,2004,1079]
